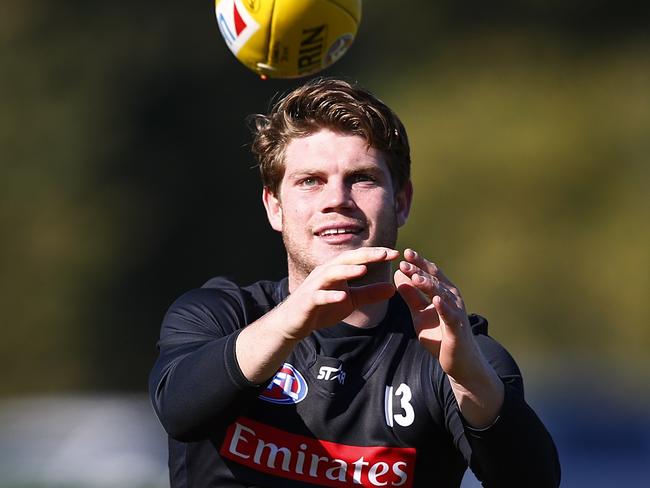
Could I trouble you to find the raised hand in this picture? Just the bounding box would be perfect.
[394,248,504,427]
[280,246,400,340]
[236,247,398,384]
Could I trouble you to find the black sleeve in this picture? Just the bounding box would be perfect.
[438,317,561,487]
[148,286,265,441]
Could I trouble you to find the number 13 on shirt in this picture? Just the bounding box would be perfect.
[385,384,415,427]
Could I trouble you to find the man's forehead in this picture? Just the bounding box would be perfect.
[283,130,388,173]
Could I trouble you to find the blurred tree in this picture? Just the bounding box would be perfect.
[0,0,648,394]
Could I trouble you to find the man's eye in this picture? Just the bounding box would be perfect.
[299,177,319,187]
[352,174,376,184]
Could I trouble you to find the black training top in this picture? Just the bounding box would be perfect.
[149,277,561,488]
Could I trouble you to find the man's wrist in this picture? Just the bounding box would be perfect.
[271,296,314,342]
[448,365,505,429]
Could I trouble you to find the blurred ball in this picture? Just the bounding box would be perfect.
[215,0,362,79]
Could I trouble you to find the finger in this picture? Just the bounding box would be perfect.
[318,263,368,285]
[349,282,396,307]
[398,261,444,299]
[432,294,464,329]
[404,248,454,286]
[313,289,348,305]
[394,270,430,310]
[332,247,399,266]
[398,260,421,278]
[400,261,463,314]
[396,271,442,334]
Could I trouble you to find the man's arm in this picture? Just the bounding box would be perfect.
[441,330,561,486]
[235,247,398,383]
[395,249,560,485]
[148,284,267,441]
[149,247,398,440]
[394,248,504,427]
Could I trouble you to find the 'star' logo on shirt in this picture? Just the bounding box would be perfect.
[259,363,308,405]
[317,365,346,384]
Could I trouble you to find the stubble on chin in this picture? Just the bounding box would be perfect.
[283,207,399,287]
[282,234,317,285]
[284,240,396,289]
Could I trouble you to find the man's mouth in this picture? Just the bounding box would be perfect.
[317,227,361,237]
[313,222,365,240]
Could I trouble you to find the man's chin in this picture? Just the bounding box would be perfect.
[313,241,364,257]
[316,238,365,250]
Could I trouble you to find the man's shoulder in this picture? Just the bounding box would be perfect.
[167,276,286,314]
[160,277,288,338]
[468,313,489,335]
[200,276,288,308]
[192,276,288,323]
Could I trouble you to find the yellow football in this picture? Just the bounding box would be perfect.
[215,0,362,79]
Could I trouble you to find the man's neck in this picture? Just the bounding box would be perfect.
[343,301,390,328]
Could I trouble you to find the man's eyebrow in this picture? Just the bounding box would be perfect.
[285,162,386,180]
[346,165,385,176]
[352,164,382,172]
[286,168,324,179]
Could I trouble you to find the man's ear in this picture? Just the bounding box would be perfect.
[395,180,413,228]
[262,186,283,232]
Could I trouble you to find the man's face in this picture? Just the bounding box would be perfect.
[263,128,412,285]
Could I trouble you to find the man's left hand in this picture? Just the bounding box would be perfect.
[394,248,504,428]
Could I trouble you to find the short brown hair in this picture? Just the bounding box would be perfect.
[250,78,411,195]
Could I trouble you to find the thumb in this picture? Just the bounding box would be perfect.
[394,270,430,311]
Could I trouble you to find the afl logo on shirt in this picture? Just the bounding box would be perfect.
[259,363,308,405]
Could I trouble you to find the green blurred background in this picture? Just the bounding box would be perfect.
[1,0,649,485]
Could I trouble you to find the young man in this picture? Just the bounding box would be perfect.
[149,78,561,487]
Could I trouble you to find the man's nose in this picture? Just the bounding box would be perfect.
[321,181,354,212]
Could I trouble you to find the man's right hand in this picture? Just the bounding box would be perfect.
[235,247,398,383]
[278,247,399,340]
